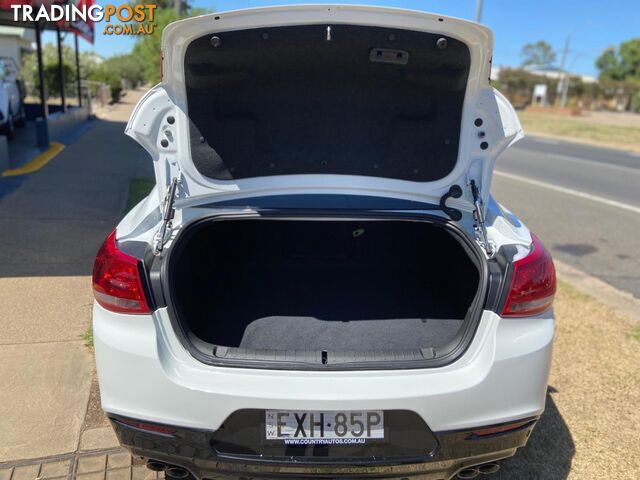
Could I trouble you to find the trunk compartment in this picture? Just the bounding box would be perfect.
[165,215,485,369]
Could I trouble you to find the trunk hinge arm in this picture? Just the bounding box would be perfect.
[152,176,179,256]
[469,179,494,257]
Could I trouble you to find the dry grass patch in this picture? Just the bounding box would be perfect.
[498,281,640,478]
[518,111,640,152]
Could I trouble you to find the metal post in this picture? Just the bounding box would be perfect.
[557,35,570,107]
[56,27,66,112]
[75,33,82,108]
[34,21,49,147]
[560,60,572,108]
[475,0,484,23]
[34,21,47,118]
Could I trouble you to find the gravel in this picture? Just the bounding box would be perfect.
[498,280,640,478]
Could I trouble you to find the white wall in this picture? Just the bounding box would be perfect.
[0,27,34,69]
[0,38,21,67]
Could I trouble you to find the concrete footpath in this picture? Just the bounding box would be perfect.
[0,89,160,478]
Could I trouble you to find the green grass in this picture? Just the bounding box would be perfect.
[632,324,640,342]
[82,327,94,350]
[518,111,640,151]
[126,177,156,212]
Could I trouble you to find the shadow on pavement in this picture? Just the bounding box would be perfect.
[0,116,153,279]
[498,387,574,479]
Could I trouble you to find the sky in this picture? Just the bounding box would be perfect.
[46,0,639,76]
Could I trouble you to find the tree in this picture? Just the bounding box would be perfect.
[596,39,640,111]
[102,55,146,88]
[596,38,640,81]
[131,7,207,85]
[21,44,106,98]
[131,8,180,85]
[596,47,624,81]
[43,62,74,97]
[87,63,123,102]
[520,40,556,68]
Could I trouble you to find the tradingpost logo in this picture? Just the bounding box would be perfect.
[11,2,158,36]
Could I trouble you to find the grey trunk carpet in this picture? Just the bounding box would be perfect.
[172,219,480,352]
[237,316,463,352]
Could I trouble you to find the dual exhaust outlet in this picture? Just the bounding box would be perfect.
[457,462,501,479]
[146,460,190,478]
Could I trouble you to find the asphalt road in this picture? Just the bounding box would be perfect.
[492,136,640,299]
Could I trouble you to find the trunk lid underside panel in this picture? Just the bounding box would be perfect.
[125,6,523,213]
[184,24,470,183]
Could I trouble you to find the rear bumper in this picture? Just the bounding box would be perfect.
[110,413,537,479]
[94,304,554,478]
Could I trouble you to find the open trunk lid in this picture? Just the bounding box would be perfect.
[126,5,522,217]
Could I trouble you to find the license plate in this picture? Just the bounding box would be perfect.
[265,410,384,444]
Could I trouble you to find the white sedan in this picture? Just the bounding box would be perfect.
[92,6,556,479]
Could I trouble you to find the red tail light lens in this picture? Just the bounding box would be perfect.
[472,419,532,437]
[92,230,151,314]
[115,417,176,436]
[502,233,556,317]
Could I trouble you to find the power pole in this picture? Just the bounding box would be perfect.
[175,0,182,17]
[75,33,82,108]
[557,35,571,107]
[56,27,66,113]
[34,20,47,118]
[34,20,49,147]
[475,0,484,22]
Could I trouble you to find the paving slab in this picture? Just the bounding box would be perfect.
[39,459,72,478]
[1,451,164,480]
[79,427,119,452]
[76,454,106,474]
[0,276,92,345]
[0,342,92,462]
[105,468,131,480]
[11,465,40,480]
[106,451,131,470]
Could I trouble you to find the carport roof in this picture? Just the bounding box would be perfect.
[0,0,94,43]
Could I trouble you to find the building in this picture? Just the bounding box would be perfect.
[491,65,597,84]
[0,26,34,67]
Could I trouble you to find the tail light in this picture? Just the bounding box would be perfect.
[502,233,556,317]
[113,417,176,436]
[92,230,151,314]
[472,419,533,437]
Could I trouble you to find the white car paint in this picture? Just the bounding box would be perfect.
[0,57,25,136]
[96,304,553,432]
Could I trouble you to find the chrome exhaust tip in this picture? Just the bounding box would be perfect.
[457,467,480,479]
[478,462,500,475]
[165,466,190,479]
[145,460,166,472]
